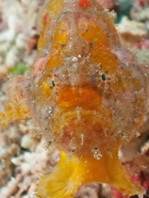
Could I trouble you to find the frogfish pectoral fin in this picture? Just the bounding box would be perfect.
[0,102,29,128]
[36,151,86,198]
[0,77,30,128]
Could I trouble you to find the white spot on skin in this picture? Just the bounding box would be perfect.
[48,107,52,114]
[72,56,78,62]
[91,148,102,160]
[80,134,84,146]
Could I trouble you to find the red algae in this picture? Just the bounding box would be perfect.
[79,0,90,7]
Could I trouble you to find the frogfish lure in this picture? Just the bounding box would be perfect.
[0,0,148,197]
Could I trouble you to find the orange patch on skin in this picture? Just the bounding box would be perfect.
[91,48,119,74]
[78,17,109,48]
[52,19,69,49]
[46,50,64,71]
[43,19,69,71]
[57,87,102,109]
[41,78,52,98]
[38,0,65,54]
[38,14,52,54]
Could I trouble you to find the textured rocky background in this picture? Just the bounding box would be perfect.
[0,0,149,198]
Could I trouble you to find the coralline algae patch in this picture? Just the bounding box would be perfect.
[0,0,148,198]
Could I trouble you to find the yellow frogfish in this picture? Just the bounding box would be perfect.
[0,0,148,197]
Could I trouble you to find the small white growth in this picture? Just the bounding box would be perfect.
[91,148,102,160]
[136,132,141,137]
[48,107,52,114]
[72,56,78,62]
[80,134,84,146]
[21,135,38,151]
[104,9,109,12]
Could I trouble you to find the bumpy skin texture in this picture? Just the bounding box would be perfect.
[0,0,148,197]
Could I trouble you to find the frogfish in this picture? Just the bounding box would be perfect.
[0,0,148,197]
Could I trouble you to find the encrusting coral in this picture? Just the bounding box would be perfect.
[0,0,148,197]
